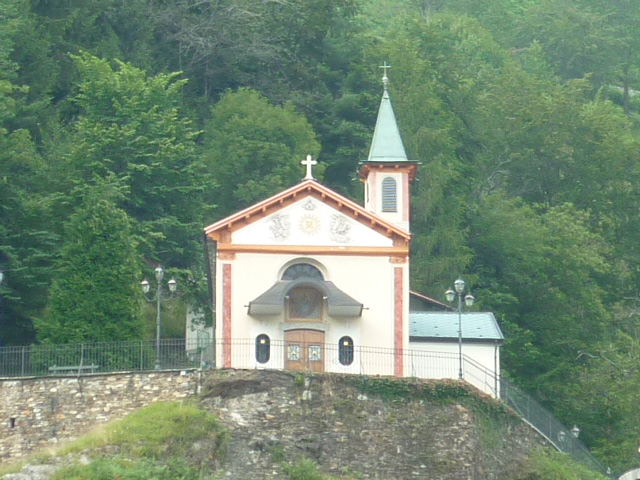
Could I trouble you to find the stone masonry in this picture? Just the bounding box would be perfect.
[200,370,549,480]
[0,369,553,479]
[0,370,200,462]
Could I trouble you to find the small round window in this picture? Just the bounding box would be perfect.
[338,336,354,366]
[255,334,270,364]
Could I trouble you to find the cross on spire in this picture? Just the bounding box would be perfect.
[380,62,391,90]
[302,154,317,180]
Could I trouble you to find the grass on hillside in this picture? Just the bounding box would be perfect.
[513,449,610,480]
[44,401,227,479]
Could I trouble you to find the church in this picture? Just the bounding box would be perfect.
[200,69,503,396]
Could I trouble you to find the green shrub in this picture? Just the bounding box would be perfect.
[283,458,327,480]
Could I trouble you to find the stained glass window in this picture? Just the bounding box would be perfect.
[339,336,354,366]
[255,334,270,364]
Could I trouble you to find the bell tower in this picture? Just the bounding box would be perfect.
[358,63,418,233]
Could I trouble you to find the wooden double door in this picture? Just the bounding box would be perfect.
[284,329,325,373]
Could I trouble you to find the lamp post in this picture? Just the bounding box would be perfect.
[445,277,474,380]
[141,266,177,370]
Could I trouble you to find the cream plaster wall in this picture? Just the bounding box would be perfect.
[215,251,409,378]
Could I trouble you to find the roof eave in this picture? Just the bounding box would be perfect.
[204,179,411,244]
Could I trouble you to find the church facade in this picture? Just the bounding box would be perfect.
[202,71,503,396]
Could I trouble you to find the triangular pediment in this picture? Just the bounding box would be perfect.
[204,180,410,249]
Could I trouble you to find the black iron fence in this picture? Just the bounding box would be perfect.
[0,339,203,377]
[0,338,611,477]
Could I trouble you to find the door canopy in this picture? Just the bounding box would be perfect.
[248,263,363,317]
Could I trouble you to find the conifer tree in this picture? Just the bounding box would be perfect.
[37,182,143,344]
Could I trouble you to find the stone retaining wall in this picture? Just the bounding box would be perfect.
[0,370,200,463]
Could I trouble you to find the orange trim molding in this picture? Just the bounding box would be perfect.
[222,263,232,368]
[358,162,419,181]
[389,256,407,264]
[216,244,409,257]
[394,266,404,377]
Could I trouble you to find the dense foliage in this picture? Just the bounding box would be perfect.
[1,0,640,472]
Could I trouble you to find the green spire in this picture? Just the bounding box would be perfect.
[366,63,408,163]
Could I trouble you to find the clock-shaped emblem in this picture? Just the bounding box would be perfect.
[299,214,321,235]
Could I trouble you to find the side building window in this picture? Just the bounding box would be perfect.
[381,177,397,212]
[338,336,354,366]
[256,334,270,364]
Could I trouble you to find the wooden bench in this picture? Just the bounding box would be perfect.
[48,364,100,375]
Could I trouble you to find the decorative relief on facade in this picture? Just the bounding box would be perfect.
[330,214,352,243]
[269,214,290,242]
[299,214,321,235]
[302,198,316,211]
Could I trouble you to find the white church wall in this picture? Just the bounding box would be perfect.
[364,170,408,232]
[408,341,501,396]
[215,250,406,377]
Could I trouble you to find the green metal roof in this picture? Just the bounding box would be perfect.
[409,312,504,342]
[365,89,409,163]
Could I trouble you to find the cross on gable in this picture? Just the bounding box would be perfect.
[302,154,317,180]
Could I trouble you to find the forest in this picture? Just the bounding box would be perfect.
[1,0,640,473]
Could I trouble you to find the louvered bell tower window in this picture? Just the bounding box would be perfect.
[381,177,397,212]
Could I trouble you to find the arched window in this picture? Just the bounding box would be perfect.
[381,177,397,212]
[282,263,324,280]
[338,336,354,366]
[255,334,270,364]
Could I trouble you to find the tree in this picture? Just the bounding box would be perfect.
[202,88,321,217]
[469,195,612,399]
[564,331,640,473]
[0,0,55,345]
[368,12,508,294]
[36,182,143,344]
[59,52,210,268]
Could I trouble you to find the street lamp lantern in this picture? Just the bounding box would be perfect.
[464,293,475,307]
[445,288,455,303]
[445,276,474,380]
[141,265,177,370]
[571,425,580,438]
[155,265,164,282]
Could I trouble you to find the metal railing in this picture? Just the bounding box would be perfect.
[0,339,205,377]
[499,377,610,476]
[0,338,611,477]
